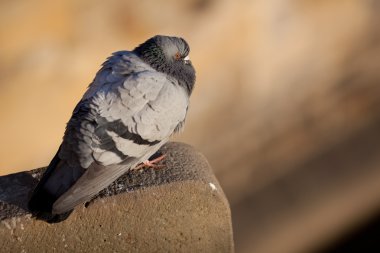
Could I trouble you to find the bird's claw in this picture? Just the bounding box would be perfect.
[136,154,166,170]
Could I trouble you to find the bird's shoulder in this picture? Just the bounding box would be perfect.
[83,51,168,99]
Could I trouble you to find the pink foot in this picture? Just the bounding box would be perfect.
[136,154,166,170]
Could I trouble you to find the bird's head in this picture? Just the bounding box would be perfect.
[133,35,196,95]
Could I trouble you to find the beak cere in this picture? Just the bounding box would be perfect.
[184,55,190,64]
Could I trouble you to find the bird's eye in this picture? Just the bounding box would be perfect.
[174,52,181,60]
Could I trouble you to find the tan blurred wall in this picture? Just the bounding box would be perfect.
[1,0,245,174]
[1,0,375,174]
[0,0,215,173]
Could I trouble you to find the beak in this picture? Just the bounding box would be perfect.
[184,55,190,64]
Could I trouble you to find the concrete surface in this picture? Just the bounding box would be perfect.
[0,142,234,253]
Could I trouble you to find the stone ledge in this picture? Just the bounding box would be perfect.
[0,142,234,253]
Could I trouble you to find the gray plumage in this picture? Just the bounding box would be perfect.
[28,35,196,221]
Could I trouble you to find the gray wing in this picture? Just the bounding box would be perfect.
[52,52,189,214]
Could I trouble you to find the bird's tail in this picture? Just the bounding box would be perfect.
[51,161,135,214]
[28,147,85,222]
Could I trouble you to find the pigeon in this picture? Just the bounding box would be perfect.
[28,35,196,222]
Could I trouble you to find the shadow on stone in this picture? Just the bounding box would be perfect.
[0,172,38,220]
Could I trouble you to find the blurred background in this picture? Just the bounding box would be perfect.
[1,0,380,252]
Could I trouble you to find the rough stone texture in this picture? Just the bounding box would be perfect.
[0,142,234,253]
